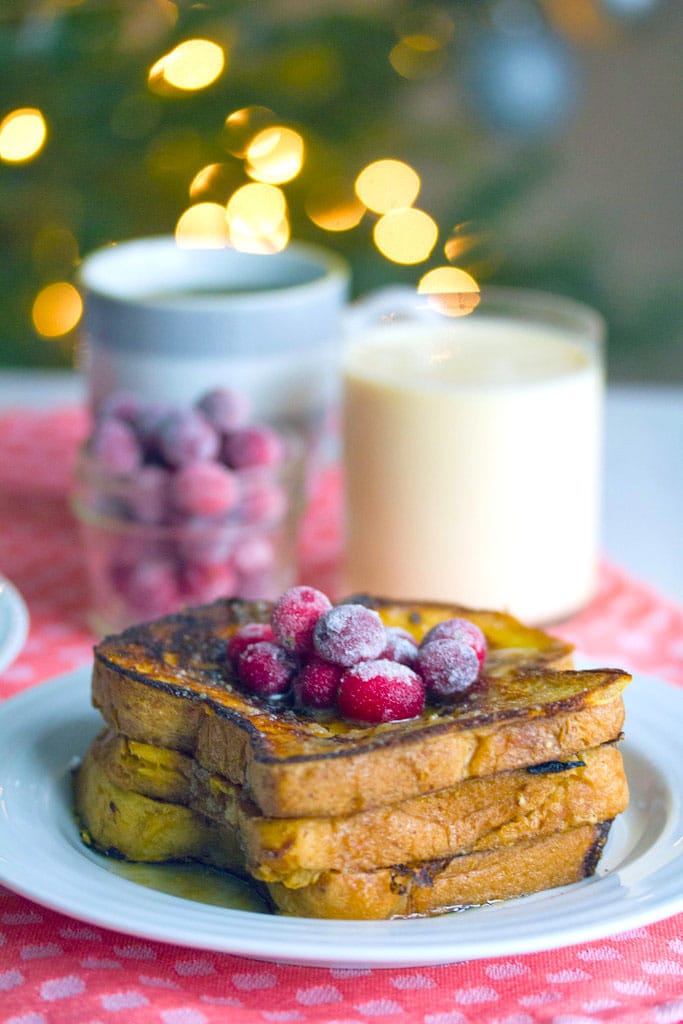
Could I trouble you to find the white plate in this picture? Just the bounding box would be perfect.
[0,575,29,675]
[0,667,682,968]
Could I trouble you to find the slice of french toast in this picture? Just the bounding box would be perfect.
[73,753,612,919]
[80,727,629,883]
[91,597,630,817]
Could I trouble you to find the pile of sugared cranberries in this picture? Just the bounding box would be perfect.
[228,586,487,724]
[83,388,292,620]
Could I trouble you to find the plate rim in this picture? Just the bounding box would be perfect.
[0,665,682,968]
[0,573,30,674]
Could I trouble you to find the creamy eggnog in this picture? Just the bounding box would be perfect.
[343,300,604,623]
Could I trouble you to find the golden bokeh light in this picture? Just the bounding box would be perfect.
[418,266,481,317]
[175,202,229,248]
[32,282,83,338]
[0,108,47,163]
[373,208,438,265]
[223,106,275,158]
[229,216,290,255]
[444,222,481,262]
[149,39,225,92]
[389,38,446,79]
[226,183,287,237]
[305,179,365,232]
[245,126,305,184]
[355,159,421,214]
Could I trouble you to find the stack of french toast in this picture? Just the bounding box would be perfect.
[74,595,630,919]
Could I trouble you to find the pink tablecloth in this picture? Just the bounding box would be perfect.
[1,408,682,1024]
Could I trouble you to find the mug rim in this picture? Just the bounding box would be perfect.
[77,236,350,311]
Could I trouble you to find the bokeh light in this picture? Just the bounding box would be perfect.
[417,266,481,316]
[175,202,229,248]
[305,179,365,232]
[226,183,289,253]
[246,126,305,184]
[373,208,438,264]
[149,39,225,92]
[223,106,275,158]
[0,108,47,163]
[32,282,83,338]
[355,159,421,214]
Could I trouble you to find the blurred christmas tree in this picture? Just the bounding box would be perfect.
[1,0,680,373]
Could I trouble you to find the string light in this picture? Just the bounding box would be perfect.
[32,282,82,338]
[175,203,229,248]
[245,126,305,184]
[373,208,438,264]
[149,39,225,92]
[417,266,481,316]
[355,159,421,214]
[0,108,47,163]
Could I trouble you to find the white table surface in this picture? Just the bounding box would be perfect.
[1,369,681,607]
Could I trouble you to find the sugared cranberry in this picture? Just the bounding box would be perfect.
[197,388,250,433]
[90,417,142,475]
[416,637,479,699]
[223,425,285,469]
[232,536,275,576]
[382,626,418,666]
[112,556,179,619]
[337,660,425,723]
[239,480,288,526]
[271,585,332,656]
[421,617,487,667]
[227,622,275,665]
[179,560,236,604]
[313,603,386,668]
[237,640,296,696]
[125,465,170,524]
[170,460,239,518]
[131,403,171,459]
[157,409,219,468]
[294,656,344,710]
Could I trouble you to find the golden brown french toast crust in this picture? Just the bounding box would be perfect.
[92,597,630,817]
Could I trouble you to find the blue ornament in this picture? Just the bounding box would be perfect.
[601,0,659,17]
[463,29,580,136]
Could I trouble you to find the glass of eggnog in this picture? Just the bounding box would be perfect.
[342,286,605,624]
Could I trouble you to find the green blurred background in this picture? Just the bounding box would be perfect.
[2,0,682,379]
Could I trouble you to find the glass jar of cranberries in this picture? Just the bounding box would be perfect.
[71,388,306,634]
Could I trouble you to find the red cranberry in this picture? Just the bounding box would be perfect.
[157,409,219,467]
[294,656,344,710]
[197,388,250,432]
[90,417,142,474]
[227,622,275,665]
[179,560,236,604]
[271,585,332,656]
[382,626,418,666]
[421,618,487,667]
[416,637,480,699]
[337,660,425,723]
[237,640,296,696]
[170,461,239,518]
[313,604,386,668]
[223,425,285,469]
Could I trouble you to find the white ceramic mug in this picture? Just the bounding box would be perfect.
[78,237,350,437]
[343,286,605,624]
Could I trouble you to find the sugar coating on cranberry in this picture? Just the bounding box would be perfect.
[237,640,296,696]
[421,617,487,667]
[223,425,285,469]
[295,656,344,710]
[271,585,332,656]
[227,622,275,665]
[197,388,250,433]
[382,626,419,666]
[90,417,142,475]
[416,637,480,699]
[313,603,386,668]
[337,660,425,723]
[170,460,238,518]
[157,409,219,468]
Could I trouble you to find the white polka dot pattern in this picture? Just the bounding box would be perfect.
[1,407,683,1024]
